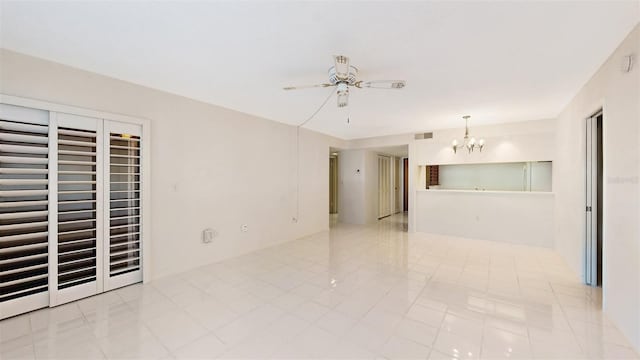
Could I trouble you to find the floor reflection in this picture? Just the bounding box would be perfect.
[1,212,637,359]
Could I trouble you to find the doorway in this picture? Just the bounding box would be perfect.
[394,158,401,213]
[403,158,408,212]
[329,153,338,214]
[585,111,603,287]
[378,155,392,219]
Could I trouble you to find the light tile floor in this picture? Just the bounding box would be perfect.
[1,213,638,359]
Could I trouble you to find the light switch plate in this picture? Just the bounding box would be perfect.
[202,228,215,243]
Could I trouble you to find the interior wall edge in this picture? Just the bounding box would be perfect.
[554,23,640,351]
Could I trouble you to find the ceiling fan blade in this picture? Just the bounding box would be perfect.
[355,80,406,89]
[333,55,350,80]
[283,83,334,91]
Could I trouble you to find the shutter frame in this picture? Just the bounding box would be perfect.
[0,105,50,318]
[49,113,104,306]
[0,96,150,319]
[103,120,143,291]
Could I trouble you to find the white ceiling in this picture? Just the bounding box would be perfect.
[1,1,638,140]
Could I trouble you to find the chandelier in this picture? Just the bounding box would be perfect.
[452,115,485,153]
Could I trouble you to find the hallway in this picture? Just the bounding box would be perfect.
[1,214,636,359]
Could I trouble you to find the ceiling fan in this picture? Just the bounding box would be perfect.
[283,55,406,108]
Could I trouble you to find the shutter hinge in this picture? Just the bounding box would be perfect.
[586,206,592,212]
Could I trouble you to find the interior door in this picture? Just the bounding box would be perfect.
[329,156,338,214]
[104,121,143,291]
[50,113,103,306]
[395,158,401,213]
[378,155,392,219]
[585,111,603,287]
[403,158,408,211]
[385,156,393,216]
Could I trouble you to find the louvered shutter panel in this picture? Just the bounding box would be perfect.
[104,121,142,290]
[0,101,146,319]
[0,104,50,318]
[51,114,103,304]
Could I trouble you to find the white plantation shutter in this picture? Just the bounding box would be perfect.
[49,113,103,305]
[50,114,103,305]
[104,121,142,290]
[0,104,50,318]
[0,100,147,319]
[57,127,98,288]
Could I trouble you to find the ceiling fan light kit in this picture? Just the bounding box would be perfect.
[452,115,485,154]
[336,83,349,108]
[283,55,406,110]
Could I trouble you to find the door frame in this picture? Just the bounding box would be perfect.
[103,120,144,291]
[585,110,603,287]
[329,155,338,214]
[0,94,152,289]
[378,155,392,219]
[394,158,401,213]
[403,158,409,212]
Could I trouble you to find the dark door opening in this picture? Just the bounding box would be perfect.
[403,158,408,212]
[329,155,338,214]
[586,111,603,287]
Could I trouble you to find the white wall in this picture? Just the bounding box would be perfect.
[410,119,556,243]
[414,119,555,165]
[364,151,379,222]
[554,24,640,351]
[409,120,555,247]
[344,133,417,228]
[344,120,555,234]
[416,190,554,247]
[0,49,347,280]
[349,133,414,150]
[337,149,366,224]
[337,149,378,224]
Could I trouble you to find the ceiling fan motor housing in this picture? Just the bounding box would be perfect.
[328,65,358,85]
